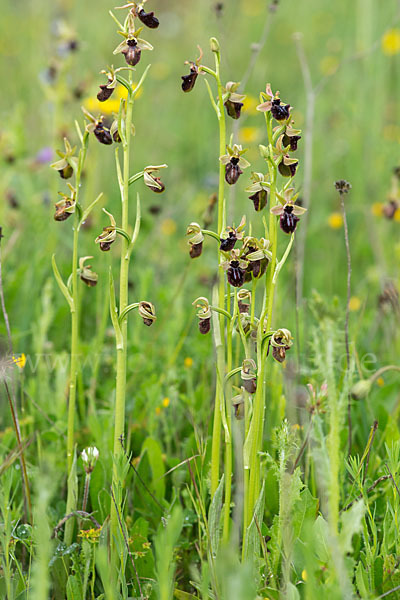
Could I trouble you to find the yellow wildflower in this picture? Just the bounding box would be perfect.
[328,213,343,229]
[239,127,260,144]
[349,296,361,312]
[377,377,385,387]
[302,569,308,581]
[162,397,170,408]
[394,208,400,222]
[160,218,177,236]
[79,528,101,542]
[83,84,142,116]
[12,353,26,370]
[184,357,193,368]
[155,406,162,416]
[371,202,383,217]
[242,95,259,116]
[382,29,400,56]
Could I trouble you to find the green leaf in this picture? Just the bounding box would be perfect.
[109,269,123,350]
[141,437,165,499]
[355,561,369,597]
[78,192,103,231]
[127,193,141,257]
[244,481,265,562]
[64,453,78,546]
[66,574,83,600]
[174,591,198,600]
[155,507,183,600]
[339,500,364,554]
[292,488,319,540]
[52,255,74,312]
[285,582,300,600]
[312,515,330,563]
[208,474,224,558]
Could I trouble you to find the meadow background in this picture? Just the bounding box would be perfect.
[1,0,400,598]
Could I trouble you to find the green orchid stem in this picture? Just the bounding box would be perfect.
[110,74,135,562]
[202,229,221,243]
[244,112,278,546]
[223,285,233,544]
[210,46,228,507]
[65,132,88,546]
[210,305,232,321]
[128,171,144,186]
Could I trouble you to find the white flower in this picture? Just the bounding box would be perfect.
[81,446,99,472]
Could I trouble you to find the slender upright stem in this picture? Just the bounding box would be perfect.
[222,287,233,542]
[245,113,278,538]
[65,138,87,546]
[67,216,79,474]
[210,53,227,498]
[82,473,91,513]
[340,193,352,454]
[66,138,87,474]
[111,81,134,550]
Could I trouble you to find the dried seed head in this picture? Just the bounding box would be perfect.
[215,2,224,16]
[334,179,352,194]
[378,281,399,314]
